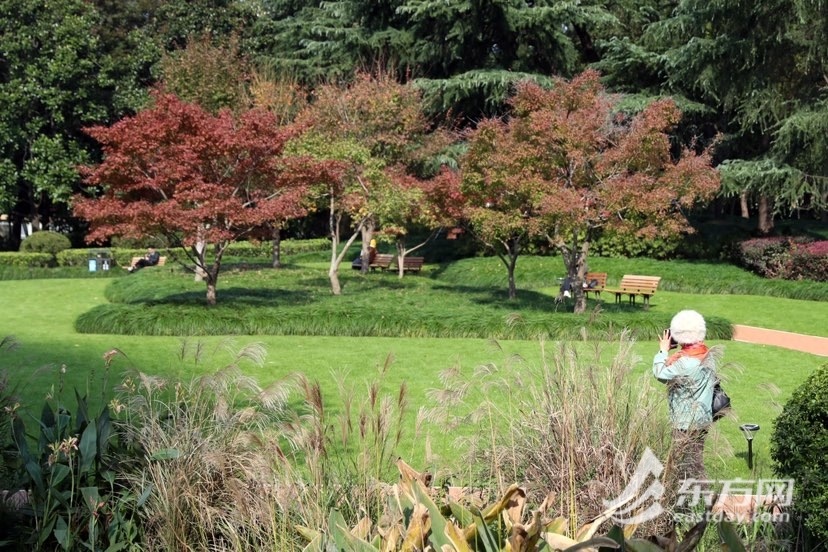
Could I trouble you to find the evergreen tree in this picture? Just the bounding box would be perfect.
[0,0,112,245]
[251,0,621,120]
[596,0,828,230]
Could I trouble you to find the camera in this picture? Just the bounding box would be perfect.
[665,329,678,350]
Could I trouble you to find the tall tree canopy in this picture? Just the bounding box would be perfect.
[74,92,335,304]
[250,0,620,120]
[596,0,828,231]
[461,71,720,309]
[293,71,448,292]
[0,0,113,245]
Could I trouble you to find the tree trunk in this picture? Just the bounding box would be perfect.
[757,194,774,234]
[396,240,405,279]
[271,227,282,269]
[206,280,217,305]
[740,191,750,218]
[507,261,517,299]
[328,196,342,295]
[571,242,590,314]
[329,267,342,295]
[193,240,207,282]
[360,221,374,274]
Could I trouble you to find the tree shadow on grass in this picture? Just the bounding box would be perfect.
[122,287,317,307]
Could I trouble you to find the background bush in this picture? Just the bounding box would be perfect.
[19,231,71,256]
[0,251,53,268]
[787,241,828,282]
[734,237,828,282]
[770,363,828,544]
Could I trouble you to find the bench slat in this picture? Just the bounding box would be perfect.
[604,275,661,306]
[394,256,425,272]
[583,272,607,298]
[369,253,394,270]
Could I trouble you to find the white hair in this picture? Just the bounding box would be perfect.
[670,309,706,344]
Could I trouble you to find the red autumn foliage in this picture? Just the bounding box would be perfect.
[74,91,342,304]
[462,70,720,309]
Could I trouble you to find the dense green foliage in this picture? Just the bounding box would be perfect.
[0,251,53,268]
[19,231,71,257]
[771,363,828,544]
[1,0,825,256]
[596,0,828,225]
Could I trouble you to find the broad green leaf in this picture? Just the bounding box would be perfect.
[24,459,45,494]
[136,483,154,508]
[544,517,569,535]
[412,480,461,551]
[79,419,98,475]
[295,525,321,543]
[75,389,90,430]
[50,463,71,487]
[717,521,747,552]
[12,416,33,463]
[81,487,101,514]
[328,509,378,552]
[54,515,70,549]
[469,506,500,552]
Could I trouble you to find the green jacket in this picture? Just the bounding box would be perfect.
[653,350,717,430]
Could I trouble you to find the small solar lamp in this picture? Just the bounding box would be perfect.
[739,424,760,469]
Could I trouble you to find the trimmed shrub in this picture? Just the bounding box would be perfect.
[787,240,828,282]
[734,237,828,282]
[225,238,330,258]
[19,231,71,259]
[770,363,828,543]
[0,252,53,268]
[733,237,791,278]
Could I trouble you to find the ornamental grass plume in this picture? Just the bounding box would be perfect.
[424,332,676,535]
[116,341,300,551]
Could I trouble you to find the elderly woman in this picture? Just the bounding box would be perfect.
[653,309,718,481]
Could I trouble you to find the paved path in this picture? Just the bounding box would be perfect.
[732,325,828,357]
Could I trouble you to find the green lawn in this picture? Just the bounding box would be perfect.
[1,255,826,485]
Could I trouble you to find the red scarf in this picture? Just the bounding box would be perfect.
[666,342,709,366]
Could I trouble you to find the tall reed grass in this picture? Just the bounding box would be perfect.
[423,332,679,535]
[113,343,412,550]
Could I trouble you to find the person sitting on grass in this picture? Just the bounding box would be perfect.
[127,247,160,273]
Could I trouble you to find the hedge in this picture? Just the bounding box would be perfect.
[0,252,53,268]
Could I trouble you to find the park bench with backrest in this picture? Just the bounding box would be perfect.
[583,272,608,299]
[604,274,661,306]
[130,255,167,268]
[394,256,425,273]
[369,253,394,271]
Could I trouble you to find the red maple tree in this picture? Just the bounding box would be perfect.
[379,166,463,277]
[462,70,720,310]
[294,72,445,291]
[74,91,339,305]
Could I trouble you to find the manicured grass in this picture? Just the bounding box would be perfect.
[1,253,826,485]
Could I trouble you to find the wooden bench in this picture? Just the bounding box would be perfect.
[395,256,425,272]
[583,272,607,299]
[130,256,167,268]
[369,253,394,271]
[604,275,661,306]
